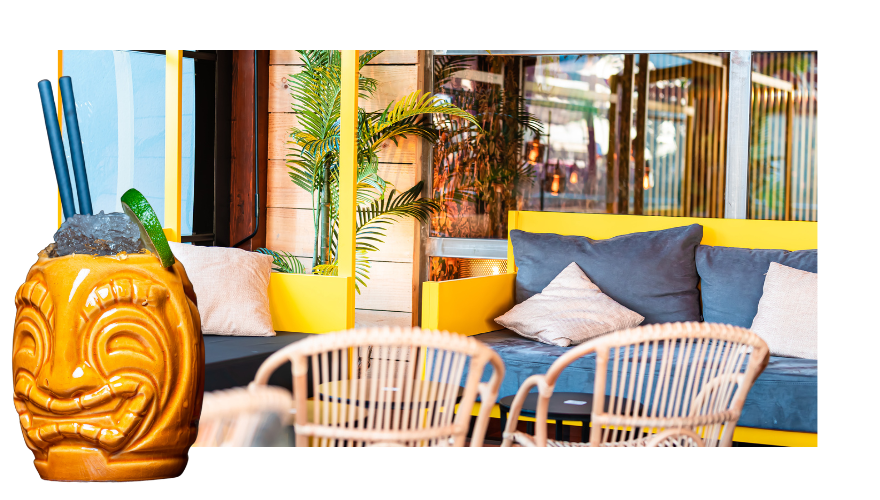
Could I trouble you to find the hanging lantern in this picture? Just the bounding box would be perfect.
[569,165,579,185]
[643,161,655,190]
[527,137,545,165]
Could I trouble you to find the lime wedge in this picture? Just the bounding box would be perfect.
[120,188,175,267]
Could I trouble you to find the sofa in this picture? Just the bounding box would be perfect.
[421,211,818,446]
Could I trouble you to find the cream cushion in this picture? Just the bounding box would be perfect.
[750,262,817,359]
[495,262,644,347]
[169,242,275,337]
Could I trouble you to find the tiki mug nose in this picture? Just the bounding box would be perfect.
[37,359,104,399]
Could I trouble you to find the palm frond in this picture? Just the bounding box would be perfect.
[256,248,306,274]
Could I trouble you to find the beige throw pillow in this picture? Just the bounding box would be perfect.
[495,262,644,347]
[169,242,275,337]
[750,262,817,359]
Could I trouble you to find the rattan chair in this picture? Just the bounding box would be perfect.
[250,327,505,447]
[501,322,770,447]
[195,386,293,447]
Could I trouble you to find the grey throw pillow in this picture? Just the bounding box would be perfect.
[510,224,703,324]
[495,263,644,347]
[696,246,817,327]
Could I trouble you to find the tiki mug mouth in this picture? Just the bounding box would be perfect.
[12,251,203,481]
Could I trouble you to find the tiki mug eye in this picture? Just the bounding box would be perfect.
[13,280,52,382]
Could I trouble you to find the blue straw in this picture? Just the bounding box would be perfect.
[38,79,76,219]
[59,76,92,215]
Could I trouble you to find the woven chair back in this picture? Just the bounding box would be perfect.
[503,322,770,447]
[251,327,504,447]
[195,386,293,447]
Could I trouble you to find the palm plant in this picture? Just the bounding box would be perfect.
[432,55,544,239]
[259,50,479,292]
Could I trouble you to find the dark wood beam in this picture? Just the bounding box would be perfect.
[229,50,269,250]
[633,54,650,215]
[617,55,635,214]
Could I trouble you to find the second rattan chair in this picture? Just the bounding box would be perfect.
[501,322,770,447]
[251,327,505,447]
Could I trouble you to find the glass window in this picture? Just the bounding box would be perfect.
[748,51,817,221]
[61,50,196,234]
[430,52,731,242]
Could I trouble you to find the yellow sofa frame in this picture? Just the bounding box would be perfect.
[422,210,818,447]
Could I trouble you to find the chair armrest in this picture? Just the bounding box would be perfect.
[421,273,516,336]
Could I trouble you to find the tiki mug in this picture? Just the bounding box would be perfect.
[12,247,204,481]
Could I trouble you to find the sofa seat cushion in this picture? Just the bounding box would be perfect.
[510,225,703,324]
[471,329,817,433]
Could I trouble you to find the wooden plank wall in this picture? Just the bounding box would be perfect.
[266,51,426,328]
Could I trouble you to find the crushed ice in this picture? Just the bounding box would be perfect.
[53,211,145,257]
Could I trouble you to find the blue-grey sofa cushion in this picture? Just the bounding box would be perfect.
[510,225,703,324]
[696,246,818,328]
[468,330,817,433]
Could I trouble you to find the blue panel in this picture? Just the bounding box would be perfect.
[61,50,195,235]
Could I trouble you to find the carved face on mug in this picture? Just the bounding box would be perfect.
[12,248,203,481]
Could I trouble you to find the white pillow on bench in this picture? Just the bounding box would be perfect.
[169,242,276,337]
[750,262,817,359]
[495,262,644,347]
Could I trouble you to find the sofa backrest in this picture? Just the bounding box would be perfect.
[505,211,817,273]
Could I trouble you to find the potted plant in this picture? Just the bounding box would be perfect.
[259,50,479,293]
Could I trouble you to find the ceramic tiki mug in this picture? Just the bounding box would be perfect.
[12,247,204,481]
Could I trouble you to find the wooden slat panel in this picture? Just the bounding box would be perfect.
[268,112,419,163]
[268,112,298,159]
[268,160,416,209]
[270,50,419,65]
[269,65,418,114]
[266,207,415,263]
[355,260,414,312]
[354,310,413,328]
[359,66,419,112]
[268,65,301,113]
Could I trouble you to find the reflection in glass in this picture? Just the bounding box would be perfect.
[748,52,817,221]
[61,50,196,234]
[430,53,731,239]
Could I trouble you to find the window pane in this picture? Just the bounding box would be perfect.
[748,51,817,221]
[61,50,196,234]
[430,53,730,240]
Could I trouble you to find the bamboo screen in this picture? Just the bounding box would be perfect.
[748,52,818,221]
[643,54,728,218]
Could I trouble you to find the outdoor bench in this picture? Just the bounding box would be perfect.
[422,211,818,447]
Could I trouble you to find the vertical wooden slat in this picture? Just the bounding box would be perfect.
[683,62,695,217]
[784,83,794,221]
[633,54,649,215]
[717,58,729,218]
[795,52,808,221]
[748,72,762,219]
[617,56,635,214]
[606,75,619,214]
[807,52,818,221]
[696,60,708,217]
[708,62,719,217]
